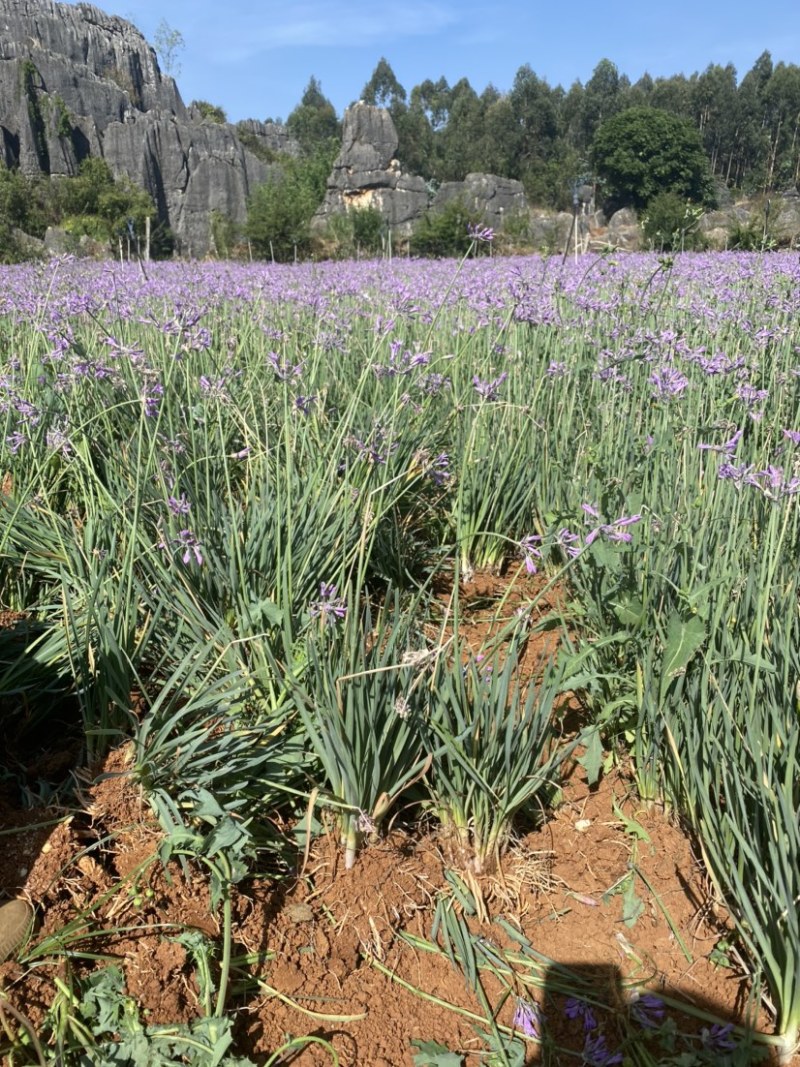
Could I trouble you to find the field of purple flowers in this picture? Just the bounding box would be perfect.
[0,249,799,1064]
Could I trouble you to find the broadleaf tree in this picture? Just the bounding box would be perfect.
[592,106,715,211]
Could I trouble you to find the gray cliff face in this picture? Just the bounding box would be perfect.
[0,0,183,117]
[103,114,272,255]
[234,118,300,159]
[0,0,282,253]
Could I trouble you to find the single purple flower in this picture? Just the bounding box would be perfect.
[557,528,582,558]
[5,431,27,454]
[167,493,191,516]
[144,385,163,418]
[199,375,228,400]
[700,1023,737,1054]
[309,582,347,626]
[512,997,541,1039]
[581,1032,623,1066]
[583,507,642,547]
[519,534,543,574]
[698,428,743,454]
[160,529,204,567]
[604,514,642,542]
[472,372,508,401]
[629,993,665,1030]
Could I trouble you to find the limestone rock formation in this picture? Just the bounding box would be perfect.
[0,0,284,253]
[102,113,273,256]
[314,105,542,248]
[312,103,429,242]
[234,119,301,160]
[605,208,643,251]
[431,173,528,229]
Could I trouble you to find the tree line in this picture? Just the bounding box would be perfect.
[281,52,800,211]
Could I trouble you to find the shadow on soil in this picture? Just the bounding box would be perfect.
[529,960,771,1066]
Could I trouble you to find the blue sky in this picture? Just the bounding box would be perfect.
[83,0,798,124]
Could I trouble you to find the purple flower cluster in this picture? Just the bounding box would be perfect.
[564,998,622,1066]
[735,383,768,420]
[649,365,689,401]
[467,223,495,243]
[372,344,431,379]
[582,504,643,546]
[717,461,800,499]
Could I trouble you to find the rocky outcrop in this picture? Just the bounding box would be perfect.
[0,0,285,253]
[102,113,275,256]
[432,173,528,229]
[694,191,800,250]
[312,103,429,242]
[234,119,300,160]
[314,106,549,248]
[315,104,800,255]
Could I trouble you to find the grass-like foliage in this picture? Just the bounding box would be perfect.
[2,249,800,1059]
[423,628,572,875]
[281,590,434,868]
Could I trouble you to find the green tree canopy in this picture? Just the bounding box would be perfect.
[361,58,406,110]
[246,145,333,261]
[286,77,341,155]
[592,106,714,210]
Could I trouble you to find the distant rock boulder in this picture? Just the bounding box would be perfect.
[432,173,528,229]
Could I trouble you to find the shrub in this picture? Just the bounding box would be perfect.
[641,190,705,251]
[246,149,333,262]
[191,100,227,124]
[410,198,484,257]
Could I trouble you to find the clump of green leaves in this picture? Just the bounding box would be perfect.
[191,99,228,124]
[592,107,715,213]
[641,190,705,251]
[410,199,485,257]
[246,147,334,261]
[284,591,433,868]
[423,631,572,875]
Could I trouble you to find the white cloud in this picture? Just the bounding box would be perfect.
[199,0,459,62]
